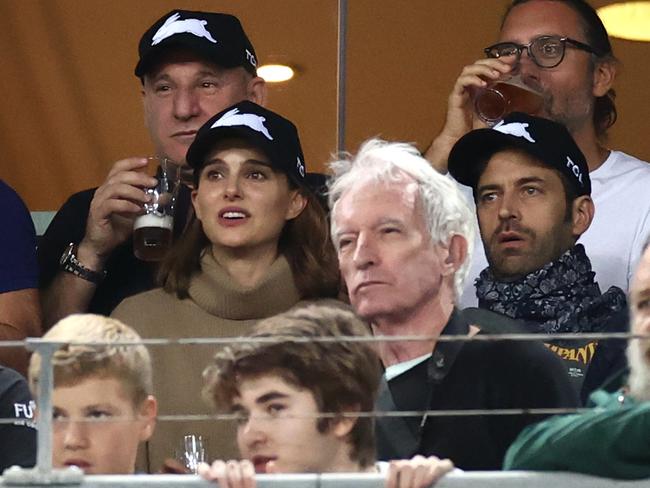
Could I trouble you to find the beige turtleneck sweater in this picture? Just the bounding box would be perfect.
[111,252,301,472]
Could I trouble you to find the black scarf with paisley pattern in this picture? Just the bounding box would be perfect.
[475,244,627,334]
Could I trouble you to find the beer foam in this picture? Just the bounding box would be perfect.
[134,214,173,230]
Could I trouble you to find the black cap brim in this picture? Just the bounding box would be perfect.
[449,129,553,189]
[135,36,245,77]
[186,126,312,189]
[186,126,274,169]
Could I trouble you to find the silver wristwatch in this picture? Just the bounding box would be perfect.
[59,242,107,284]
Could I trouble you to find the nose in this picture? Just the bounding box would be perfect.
[239,416,267,452]
[511,47,539,80]
[352,233,379,270]
[172,86,201,121]
[497,191,520,222]
[62,420,89,450]
[223,174,243,201]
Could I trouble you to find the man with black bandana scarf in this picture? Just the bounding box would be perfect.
[448,112,628,403]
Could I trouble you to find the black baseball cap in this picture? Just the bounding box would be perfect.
[135,10,258,77]
[186,101,311,187]
[448,112,591,196]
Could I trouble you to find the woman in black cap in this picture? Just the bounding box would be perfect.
[112,100,339,471]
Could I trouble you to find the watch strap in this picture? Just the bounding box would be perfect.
[60,243,107,285]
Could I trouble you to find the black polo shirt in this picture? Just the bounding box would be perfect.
[38,185,191,317]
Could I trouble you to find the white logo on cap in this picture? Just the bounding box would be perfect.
[152,13,217,46]
[493,121,536,143]
[296,157,305,178]
[566,156,584,185]
[211,108,273,140]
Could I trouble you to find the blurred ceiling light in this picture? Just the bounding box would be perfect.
[257,64,295,83]
[597,2,650,41]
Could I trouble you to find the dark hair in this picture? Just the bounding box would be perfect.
[504,0,618,138]
[203,302,381,469]
[158,174,339,301]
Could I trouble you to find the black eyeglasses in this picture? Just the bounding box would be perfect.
[484,35,597,68]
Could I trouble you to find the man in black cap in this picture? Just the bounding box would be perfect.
[37,10,266,328]
[425,0,650,308]
[448,112,628,402]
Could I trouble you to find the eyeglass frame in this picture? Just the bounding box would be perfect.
[484,35,599,68]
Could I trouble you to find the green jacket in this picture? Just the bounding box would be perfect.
[504,386,650,479]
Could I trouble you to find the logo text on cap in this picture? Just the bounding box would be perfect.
[493,121,536,143]
[211,108,273,140]
[152,13,217,46]
[566,156,584,185]
[246,49,257,67]
[296,157,305,178]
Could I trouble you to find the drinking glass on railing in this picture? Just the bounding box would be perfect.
[176,434,207,474]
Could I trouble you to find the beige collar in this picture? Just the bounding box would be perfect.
[188,251,301,320]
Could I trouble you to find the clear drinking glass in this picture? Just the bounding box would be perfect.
[474,75,544,125]
[176,434,207,474]
[133,157,180,261]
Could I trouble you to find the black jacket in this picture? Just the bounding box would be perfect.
[375,308,579,470]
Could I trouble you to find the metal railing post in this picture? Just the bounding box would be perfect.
[336,0,348,154]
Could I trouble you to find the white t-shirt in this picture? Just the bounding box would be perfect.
[458,150,650,308]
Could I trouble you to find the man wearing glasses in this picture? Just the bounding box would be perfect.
[426,0,650,307]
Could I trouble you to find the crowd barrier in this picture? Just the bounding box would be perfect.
[4,471,650,488]
[0,332,644,487]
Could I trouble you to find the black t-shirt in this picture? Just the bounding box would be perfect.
[376,309,579,470]
[0,367,36,471]
[38,185,191,317]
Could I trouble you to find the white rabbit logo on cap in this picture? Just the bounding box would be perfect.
[493,121,536,143]
[152,13,217,46]
[211,108,273,141]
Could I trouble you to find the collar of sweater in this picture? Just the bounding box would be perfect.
[188,251,301,320]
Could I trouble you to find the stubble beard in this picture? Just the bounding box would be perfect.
[543,86,594,137]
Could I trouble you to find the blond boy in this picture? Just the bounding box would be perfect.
[29,314,156,474]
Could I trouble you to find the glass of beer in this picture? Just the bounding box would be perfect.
[474,75,544,125]
[133,157,180,262]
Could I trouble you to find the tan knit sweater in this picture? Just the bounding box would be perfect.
[111,252,301,472]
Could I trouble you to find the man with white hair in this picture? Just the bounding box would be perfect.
[328,138,577,470]
[504,242,650,479]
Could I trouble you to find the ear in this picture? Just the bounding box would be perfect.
[285,190,308,221]
[592,59,617,98]
[332,404,359,439]
[571,195,594,238]
[137,395,158,442]
[440,234,468,277]
[247,76,267,106]
[191,188,203,222]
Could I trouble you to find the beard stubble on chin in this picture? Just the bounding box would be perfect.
[543,87,594,136]
[483,220,537,281]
